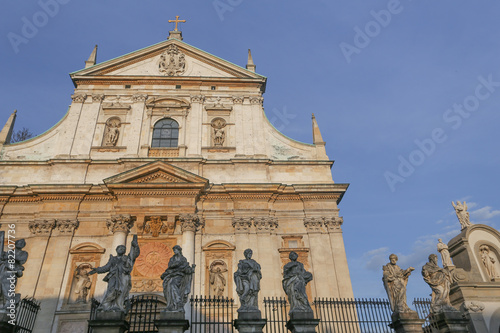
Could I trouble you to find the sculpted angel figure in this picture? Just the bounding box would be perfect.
[161,245,195,312]
[234,249,261,311]
[89,235,140,312]
[282,251,313,314]
[382,254,415,313]
[421,254,457,313]
[452,201,472,229]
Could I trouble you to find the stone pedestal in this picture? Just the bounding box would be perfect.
[431,311,469,333]
[389,311,425,333]
[155,311,190,333]
[87,311,130,333]
[0,313,14,333]
[233,310,267,333]
[286,311,320,333]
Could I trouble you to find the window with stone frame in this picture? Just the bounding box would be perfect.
[151,118,179,148]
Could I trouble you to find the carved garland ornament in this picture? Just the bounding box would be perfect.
[158,45,186,76]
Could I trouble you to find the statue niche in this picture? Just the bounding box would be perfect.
[211,118,226,147]
[102,117,121,147]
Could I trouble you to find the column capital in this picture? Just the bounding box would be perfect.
[232,217,252,234]
[29,219,56,235]
[303,217,325,234]
[324,216,343,233]
[254,217,279,234]
[179,213,203,233]
[55,219,79,234]
[106,214,135,234]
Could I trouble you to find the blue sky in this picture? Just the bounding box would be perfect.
[2,1,500,302]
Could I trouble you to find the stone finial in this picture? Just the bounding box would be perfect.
[312,113,325,145]
[178,214,202,233]
[56,219,79,234]
[29,219,56,235]
[106,214,135,234]
[246,49,256,72]
[85,45,97,69]
[0,110,17,145]
[452,201,472,230]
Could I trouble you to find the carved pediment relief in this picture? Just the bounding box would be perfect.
[103,162,209,192]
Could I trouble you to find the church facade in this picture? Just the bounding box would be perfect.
[0,27,354,332]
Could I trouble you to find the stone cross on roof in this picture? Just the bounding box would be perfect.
[168,15,186,31]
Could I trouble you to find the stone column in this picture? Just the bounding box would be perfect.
[254,217,279,297]
[31,219,78,333]
[304,217,331,297]
[389,312,426,333]
[88,311,130,333]
[324,216,354,298]
[179,214,202,265]
[106,215,135,255]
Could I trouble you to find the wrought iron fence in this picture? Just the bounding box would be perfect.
[190,296,235,333]
[14,297,41,333]
[413,298,438,333]
[87,296,432,333]
[263,297,288,333]
[128,295,166,333]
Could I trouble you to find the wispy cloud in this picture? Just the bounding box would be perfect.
[470,206,500,222]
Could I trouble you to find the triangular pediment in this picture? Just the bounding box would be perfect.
[71,39,265,81]
[103,161,208,186]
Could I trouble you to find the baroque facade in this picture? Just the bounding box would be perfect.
[0,28,354,332]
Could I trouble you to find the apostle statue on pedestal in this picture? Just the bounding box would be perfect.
[234,249,262,312]
[161,245,195,312]
[382,254,415,314]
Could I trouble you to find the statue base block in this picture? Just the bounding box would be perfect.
[87,311,129,333]
[432,311,469,333]
[234,311,267,333]
[389,311,426,333]
[286,312,319,333]
[0,313,15,333]
[155,311,190,333]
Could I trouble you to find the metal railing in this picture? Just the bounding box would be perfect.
[13,297,41,333]
[413,298,438,333]
[190,296,235,333]
[128,295,166,333]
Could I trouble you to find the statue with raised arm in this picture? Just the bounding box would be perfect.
[437,239,453,268]
[452,201,472,230]
[282,251,313,315]
[161,245,195,312]
[234,249,262,312]
[382,254,415,314]
[0,239,28,311]
[89,235,140,312]
[422,254,457,313]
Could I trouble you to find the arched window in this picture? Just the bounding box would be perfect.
[152,118,179,148]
